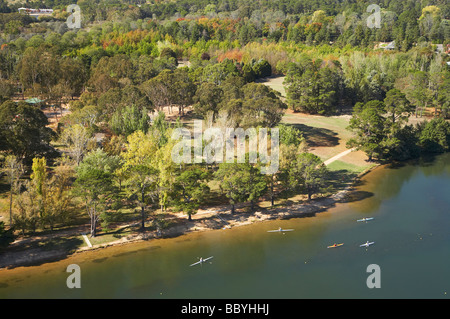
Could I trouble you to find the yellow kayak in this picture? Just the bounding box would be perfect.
[327,243,344,248]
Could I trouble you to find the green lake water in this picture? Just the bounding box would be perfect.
[0,153,449,299]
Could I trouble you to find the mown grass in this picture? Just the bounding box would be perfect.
[256,75,287,98]
[282,113,352,140]
[326,160,375,174]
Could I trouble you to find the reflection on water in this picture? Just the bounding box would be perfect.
[0,153,449,298]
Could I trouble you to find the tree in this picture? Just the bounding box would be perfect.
[160,47,178,65]
[252,59,272,78]
[0,221,14,251]
[121,85,152,112]
[347,100,386,161]
[58,57,88,98]
[436,73,450,118]
[0,101,55,163]
[376,88,414,160]
[419,6,442,40]
[110,104,151,137]
[17,46,59,95]
[172,166,210,221]
[278,124,305,147]
[173,68,196,116]
[241,63,256,82]
[96,85,150,122]
[215,162,248,214]
[277,143,302,199]
[122,131,159,230]
[143,69,178,114]
[290,152,328,200]
[384,124,421,161]
[270,124,307,204]
[14,179,40,235]
[418,118,450,153]
[285,59,342,114]
[0,43,19,81]
[74,149,119,237]
[89,55,133,93]
[240,83,287,128]
[60,124,92,165]
[141,76,170,113]
[193,82,223,120]
[31,157,47,198]
[96,88,124,120]
[44,157,76,231]
[2,155,24,226]
[202,59,240,85]
[246,163,267,212]
[0,79,15,103]
[404,71,433,118]
[384,89,414,127]
[19,156,75,231]
[151,111,171,147]
[154,132,177,211]
[220,75,245,102]
[30,157,47,228]
[215,161,267,214]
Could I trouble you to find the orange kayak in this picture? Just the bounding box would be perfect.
[327,243,344,248]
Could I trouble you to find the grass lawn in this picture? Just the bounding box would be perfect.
[326,160,375,175]
[256,75,287,98]
[281,110,370,172]
[86,229,133,247]
[282,112,352,143]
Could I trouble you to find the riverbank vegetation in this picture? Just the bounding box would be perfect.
[0,0,449,255]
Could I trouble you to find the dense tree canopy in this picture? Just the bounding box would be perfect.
[0,101,55,162]
[0,0,449,249]
[285,58,344,114]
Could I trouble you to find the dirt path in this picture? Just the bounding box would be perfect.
[323,148,356,166]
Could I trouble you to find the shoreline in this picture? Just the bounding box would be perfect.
[0,163,380,270]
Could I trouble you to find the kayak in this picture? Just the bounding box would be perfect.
[360,241,375,247]
[357,217,374,222]
[190,256,213,267]
[327,243,344,248]
[267,228,294,233]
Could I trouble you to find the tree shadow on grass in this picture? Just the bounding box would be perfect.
[326,169,374,203]
[0,175,9,196]
[98,223,136,238]
[327,169,358,189]
[0,236,84,269]
[288,123,340,147]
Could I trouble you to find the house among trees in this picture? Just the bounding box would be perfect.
[25,98,45,108]
[18,8,53,14]
[375,41,396,50]
[18,7,53,19]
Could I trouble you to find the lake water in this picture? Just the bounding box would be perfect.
[0,153,449,299]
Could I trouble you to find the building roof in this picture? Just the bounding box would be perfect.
[25,98,45,104]
[384,41,395,50]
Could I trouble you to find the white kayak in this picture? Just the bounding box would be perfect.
[190,256,213,267]
[357,217,374,222]
[267,228,294,233]
[360,241,375,247]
